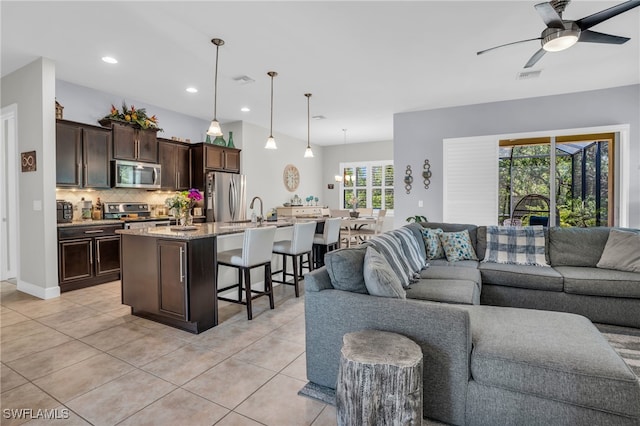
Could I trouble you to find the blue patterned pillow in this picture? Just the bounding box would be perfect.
[422,228,445,260]
[483,226,549,267]
[439,229,478,262]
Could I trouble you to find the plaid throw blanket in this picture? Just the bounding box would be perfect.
[483,226,549,267]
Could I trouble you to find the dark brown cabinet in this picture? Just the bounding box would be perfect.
[56,120,111,188]
[110,122,158,163]
[158,139,190,190]
[191,143,241,190]
[121,234,217,333]
[158,240,188,320]
[58,224,123,292]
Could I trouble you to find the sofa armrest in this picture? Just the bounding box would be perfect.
[305,288,471,425]
[303,266,334,291]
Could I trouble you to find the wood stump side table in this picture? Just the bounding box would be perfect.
[336,330,423,426]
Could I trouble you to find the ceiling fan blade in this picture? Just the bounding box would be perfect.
[575,0,640,30]
[535,2,565,29]
[579,30,630,44]
[477,37,542,56]
[524,48,547,68]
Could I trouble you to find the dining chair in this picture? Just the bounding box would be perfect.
[271,221,316,297]
[353,209,387,241]
[330,209,350,217]
[216,226,277,320]
[356,207,373,216]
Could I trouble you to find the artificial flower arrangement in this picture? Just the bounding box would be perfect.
[101,101,161,130]
[165,188,203,217]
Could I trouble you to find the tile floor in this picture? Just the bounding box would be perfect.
[0,279,338,426]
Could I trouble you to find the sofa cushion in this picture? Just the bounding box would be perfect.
[555,265,640,299]
[324,246,368,294]
[420,265,482,289]
[440,229,478,262]
[406,279,480,305]
[479,263,563,292]
[368,227,426,287]
[429,259,480,268]
[422,227,446,260]
[549,227,612,267]
[482,226,549,267]
[597,229,640,273]
[466,305,640,418]
[363,247,406,299]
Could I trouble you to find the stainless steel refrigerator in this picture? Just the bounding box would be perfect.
[205,172,247,222]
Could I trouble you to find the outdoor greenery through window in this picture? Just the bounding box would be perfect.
[341,161,394,212]
[499,133,613,227]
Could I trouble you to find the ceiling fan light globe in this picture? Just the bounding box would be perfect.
[265,136,277,149]
[542,24,580,52]
[207,120,222,136]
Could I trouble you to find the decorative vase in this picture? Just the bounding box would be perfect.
[213,135,226,146]
[178,209,192,227]
[227,131,235,148]
[205,134,212,144]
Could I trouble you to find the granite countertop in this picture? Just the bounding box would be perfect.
[116,220,294,240]
[57,219,123,227]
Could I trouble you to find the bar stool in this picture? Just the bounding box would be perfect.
[217,226,277,320]
[313,217,342,268]
[271,221,316,297]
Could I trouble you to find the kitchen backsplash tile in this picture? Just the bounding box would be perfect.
[56,189,180,219]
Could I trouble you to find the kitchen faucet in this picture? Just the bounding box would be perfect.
[249,196,264,225]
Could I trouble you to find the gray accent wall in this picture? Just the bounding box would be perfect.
[393,84,640,228]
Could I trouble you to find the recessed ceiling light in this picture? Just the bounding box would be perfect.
[240,107,250,112]
[186,87,198,93]
[101,56,118,64]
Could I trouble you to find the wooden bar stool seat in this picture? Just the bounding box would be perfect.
[217,226,277,320]
[272,221,316,297]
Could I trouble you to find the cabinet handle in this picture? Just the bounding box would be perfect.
[176,172,180,188]
[179,247,185,283]
[84,163,88,186]
[77,163,82,183]
[89,245,93,265]
[135,140,139,159]
[84,230,104,234]
[96,242,101,265]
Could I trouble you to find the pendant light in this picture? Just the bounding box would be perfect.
[334,129,346,182]
[265,71,278,149]
[304,93,314,158]
[206,38,224,136]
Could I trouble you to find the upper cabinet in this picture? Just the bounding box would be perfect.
[191,143,241,189]
[109,122,158,163]
[158,138,191,191]
[56,120,111,189]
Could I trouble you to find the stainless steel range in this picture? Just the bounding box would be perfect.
[102,202,171,229]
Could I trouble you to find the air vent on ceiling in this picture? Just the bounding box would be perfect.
[516,70,542,80]
[312,115,327,120]
[233,75,255,85]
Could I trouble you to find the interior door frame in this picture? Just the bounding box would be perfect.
[1,104,19,281]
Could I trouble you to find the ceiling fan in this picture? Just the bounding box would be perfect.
[477,0,640,68]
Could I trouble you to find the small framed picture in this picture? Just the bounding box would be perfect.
[21,151,36,172]
[328,184,335,189]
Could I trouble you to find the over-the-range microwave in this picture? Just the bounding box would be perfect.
[112,160,161,189]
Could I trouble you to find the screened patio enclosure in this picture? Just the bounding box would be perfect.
[499,134,613,227]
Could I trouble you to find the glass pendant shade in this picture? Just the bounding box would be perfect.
[304,146,314,158]
[207,119,222,136]
[265,136,277,149]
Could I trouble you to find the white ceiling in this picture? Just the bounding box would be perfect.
[2,1,639,145]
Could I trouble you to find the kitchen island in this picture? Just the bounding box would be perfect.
[118,221,294,333]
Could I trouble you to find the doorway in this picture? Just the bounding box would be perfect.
[1,105,18,281]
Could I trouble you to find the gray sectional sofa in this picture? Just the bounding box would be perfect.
[422,222,640,328]
[304,223,640,425]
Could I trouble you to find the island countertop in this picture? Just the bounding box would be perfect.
[116,220,296,240]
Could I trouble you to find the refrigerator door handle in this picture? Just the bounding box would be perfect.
[229,178,236,220]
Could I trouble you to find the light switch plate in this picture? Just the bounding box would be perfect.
[33,200,42,211]
[418,200,423,207]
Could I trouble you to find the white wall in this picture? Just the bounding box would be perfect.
[393,84,640,228]
[239,121,324,216]
[321,140,393,209]
[1,58,59,298]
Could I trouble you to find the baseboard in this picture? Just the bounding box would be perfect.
[17,280,60,300]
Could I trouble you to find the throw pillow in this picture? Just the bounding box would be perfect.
[368,227,426,288]
[597,229,640,273]
[363,247,406,299]
[482,225,549,267]
[324,246,368,294]
[439,229,478,262]
[422,228,445,260]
